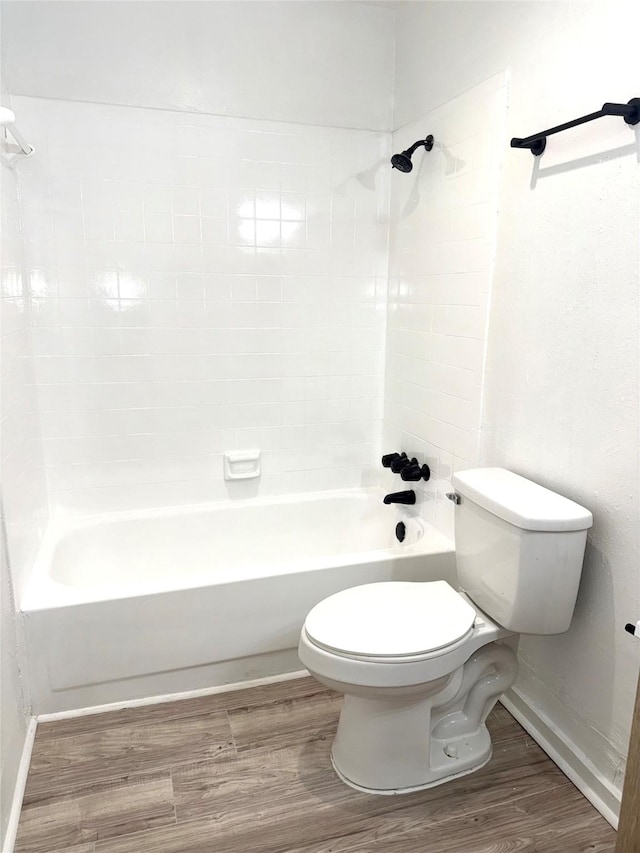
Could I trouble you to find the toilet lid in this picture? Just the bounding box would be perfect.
[304,581,476,659]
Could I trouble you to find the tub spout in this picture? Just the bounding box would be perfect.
[383,490,416,505]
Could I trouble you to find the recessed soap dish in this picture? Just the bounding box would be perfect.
[224,450,261,481]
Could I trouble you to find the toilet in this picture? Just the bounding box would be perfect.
[298,467,593,794]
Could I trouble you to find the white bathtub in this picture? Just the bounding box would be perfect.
[22,488,456,713]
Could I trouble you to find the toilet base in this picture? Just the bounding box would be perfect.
[331,742,493,795]
[331,694,495,793]
[326,642,518,793]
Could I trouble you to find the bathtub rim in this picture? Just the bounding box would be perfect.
[22,486,454,613]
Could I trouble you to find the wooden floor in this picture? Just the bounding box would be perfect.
[16,677,616,853]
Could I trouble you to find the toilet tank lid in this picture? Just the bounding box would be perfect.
[451,468,593,532]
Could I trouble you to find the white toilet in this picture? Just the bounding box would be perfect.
[298,468,593,794]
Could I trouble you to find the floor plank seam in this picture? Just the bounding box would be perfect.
[83,772,576,853]
[32,709,233,746]
[225,709,239,755]
[23,739,237,803]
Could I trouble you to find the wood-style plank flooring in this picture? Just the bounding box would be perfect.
[16,677,616,853]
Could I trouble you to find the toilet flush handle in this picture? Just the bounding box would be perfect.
[446,492,461,505]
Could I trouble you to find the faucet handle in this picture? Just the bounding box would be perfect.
[390,454,413,473]
[401,463,431,482]
[381,452,402,468]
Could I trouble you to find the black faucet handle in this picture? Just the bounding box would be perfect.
[381,452,403,468]
[400,463,431,482]
[390,454,414,473]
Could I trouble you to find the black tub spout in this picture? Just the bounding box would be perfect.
[383,490,416,505]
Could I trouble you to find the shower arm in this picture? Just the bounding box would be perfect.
[405,135,434,155]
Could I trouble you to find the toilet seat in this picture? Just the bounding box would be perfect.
[304,581,476,661]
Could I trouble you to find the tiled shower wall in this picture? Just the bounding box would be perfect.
[0,121,48,596]
[383,74,507,538]
[14,96,390,516]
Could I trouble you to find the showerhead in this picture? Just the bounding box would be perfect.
[391,134,434,173]
[390,152,413,172]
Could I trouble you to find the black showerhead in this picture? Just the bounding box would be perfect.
[391,134,434,173]
[390,152,413,172]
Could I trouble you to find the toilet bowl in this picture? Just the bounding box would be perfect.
[298,468,593,795]
[298,580,518,793]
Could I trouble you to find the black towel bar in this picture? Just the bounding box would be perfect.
[511,97,640,156]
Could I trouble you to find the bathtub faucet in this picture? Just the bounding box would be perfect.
[383,490,416,505]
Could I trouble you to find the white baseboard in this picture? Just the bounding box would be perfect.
[500,689,621,830]
[2,718,37,853]
[36,669,310,723]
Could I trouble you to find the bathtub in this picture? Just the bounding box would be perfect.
[22,488,456,713]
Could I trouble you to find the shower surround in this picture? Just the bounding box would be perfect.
[5,74,510,715]
[5,79,510,710]
[14,77,507,541]
[14,96,390,524]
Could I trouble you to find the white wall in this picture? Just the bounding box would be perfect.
[1,0,395,131]
[0,520,28,847]
[394,0,640,800]
[14,95,390,516]
[383,73,506,539]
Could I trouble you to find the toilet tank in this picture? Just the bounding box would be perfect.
[451,468,593,634]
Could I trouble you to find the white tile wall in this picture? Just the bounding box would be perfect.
[14,97,391,515]
[382,74,507,538]
[1,126,49,597]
